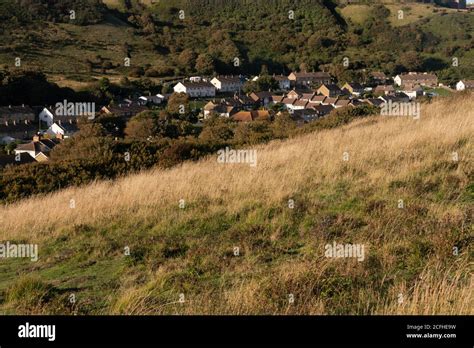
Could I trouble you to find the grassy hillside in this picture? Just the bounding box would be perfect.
[0,94,472,315]
[340,3,456,26]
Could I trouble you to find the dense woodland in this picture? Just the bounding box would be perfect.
[0,0,472,82]
[0,0,105,24]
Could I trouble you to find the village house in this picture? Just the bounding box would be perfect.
[379,92,410,104]
[232,110,271,122]
[370,71,389,84]
[210,76,244,93]
[308,95,327,105]
[0,105,35,124]
[46,121,79,138]
[300,92,316,101]
[321,97,338,106]
[402,85,424,100]
[0,123,37,143]
[289,109,320,123]
[287,90,303,99]
[289,99,309,111]
[288,71,332,88]
[173,81,216,98]
[311,104,335,117]
[342,82,364,96]
[350,99,369,107]
[249,91,273,107]
[100,103,148,118]
[138,94,165,105]
[0,152,36,168]
[14,134,60,161]
[39,106,80,127]
[273,75,291,90]
[456,80,474,91]
[271,95,285,104]
[366,98,386,108]
[374,85,395,96]
[282,97,296,110]
[333,99,351,109]
[317,84,343,98]
[233,95,256,110]
[394,72,438,89]
[203,101,237,118]
[38,107,58,127]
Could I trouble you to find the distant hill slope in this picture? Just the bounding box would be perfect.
[0,0,106,24]
[0,0,472,84]
[0,93,472,314]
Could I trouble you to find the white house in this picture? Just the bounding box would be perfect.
[46,121,78,138]
[210,76,244,93]
[39,106,82,127]
[456,80,474,91]
[38,107,56,127]
[282,98,296,110]
[173,81,216,98]
[289,99,309,111]
[402,85,424,100]
[394,73,438,88]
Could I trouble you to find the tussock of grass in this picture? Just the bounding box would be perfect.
[0,94,472,314]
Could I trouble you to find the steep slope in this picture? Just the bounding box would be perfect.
[0,94,473,314]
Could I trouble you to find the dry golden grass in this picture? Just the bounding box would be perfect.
[2,95,472,240]
[0,94,472,314]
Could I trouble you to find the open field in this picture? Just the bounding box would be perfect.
[340,5,372,25]
[386,3,455,27]
[340,3,457,26]
[0,94,472,315]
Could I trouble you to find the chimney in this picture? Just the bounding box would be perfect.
[33,133,41,142]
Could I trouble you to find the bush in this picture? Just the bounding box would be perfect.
[7,276,56,308]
